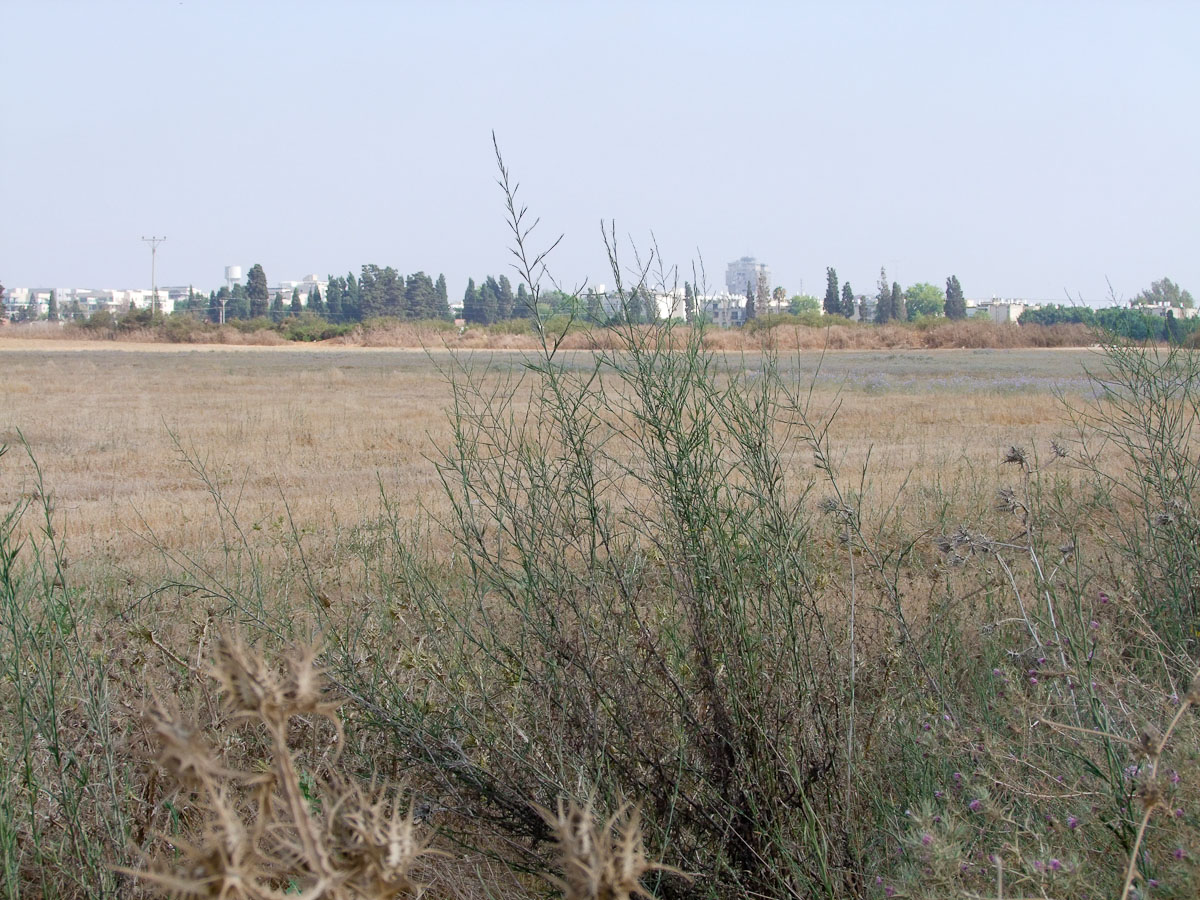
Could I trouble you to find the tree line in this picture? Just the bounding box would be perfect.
[820,268,967,322]
[171,263,451,323]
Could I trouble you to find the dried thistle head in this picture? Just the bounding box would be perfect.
[212,631,286,723]
[146,698,227,792]
[331,780,440,897]
[1003,445,1029,467]
[541,798,678,900]
[1049,439,1068,459]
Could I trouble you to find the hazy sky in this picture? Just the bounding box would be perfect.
[3,1,1198,304]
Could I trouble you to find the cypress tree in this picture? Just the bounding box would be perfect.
[891,282,906,322]
[308,285,325,317]
[840,282,855,318]
[514,283,533,318]
[481,277,501,324]
[463,278,480,324]
[270,292,285,321]
[874,267,891,324]
[0,281,7,323]
[405,272,437,319]
[290,288,302,316]
[945,275,966,320]
[326,279,344,321]
[434,274,449,318]
[684,281,695,323]
[246,264,269,318]
[745,282,756,322]
[497,275,515,319]
[824,268,840,316]
[47,290,59,322]
[343,272,362,321]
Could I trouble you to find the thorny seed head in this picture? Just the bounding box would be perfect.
[213,631,285,721]
[1050,439,1069,459]
[541,799,676,900]
[1003,445,1029,467]
[331,782,438,896]
[146,699,226,791]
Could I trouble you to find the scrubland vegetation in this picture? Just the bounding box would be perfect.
[2,323,1199,900]
[2,158,1198,898]
[6,310,1107,352]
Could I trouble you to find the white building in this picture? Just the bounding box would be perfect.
[271,274,329,304]
[1140,303,1198,320]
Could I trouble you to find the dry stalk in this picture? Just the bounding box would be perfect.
[121,631,439,900]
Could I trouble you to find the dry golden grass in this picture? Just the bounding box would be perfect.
[0,339,1098,589]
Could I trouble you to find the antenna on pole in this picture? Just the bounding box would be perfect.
[141,235,166,315]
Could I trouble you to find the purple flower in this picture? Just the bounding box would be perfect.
[968,799,983,812]
[921,833,933,846]
[1090,620,1099,630]
[1173,847,1186,860]
[1170,770,1181,784]
[1099,591,1109,604]
[1049,858,1062,872]
[885,887,896,898]
[922,722,931,731]
[1067,816,1079,829]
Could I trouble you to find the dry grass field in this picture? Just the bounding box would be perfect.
[2,333,1197,900]
[1,339,1094,578]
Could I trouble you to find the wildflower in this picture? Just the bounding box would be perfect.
[968,799,983,812]
[921,833,933,846]
[1049,858,1062,872]
[1173,848,1186,860]
[1098,591,1110,604]
[1067,816,1079,829]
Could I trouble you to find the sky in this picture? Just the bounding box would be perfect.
[3,0,1198,306]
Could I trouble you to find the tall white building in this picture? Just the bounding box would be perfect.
[726,256,770,297]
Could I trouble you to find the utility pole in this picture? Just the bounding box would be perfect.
[141,235,166,315]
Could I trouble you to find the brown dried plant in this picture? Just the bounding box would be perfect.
[122,631,439,900]
[125,633,669,900]
[538,798,680,900]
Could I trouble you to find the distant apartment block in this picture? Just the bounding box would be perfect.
[726,256,770,297]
